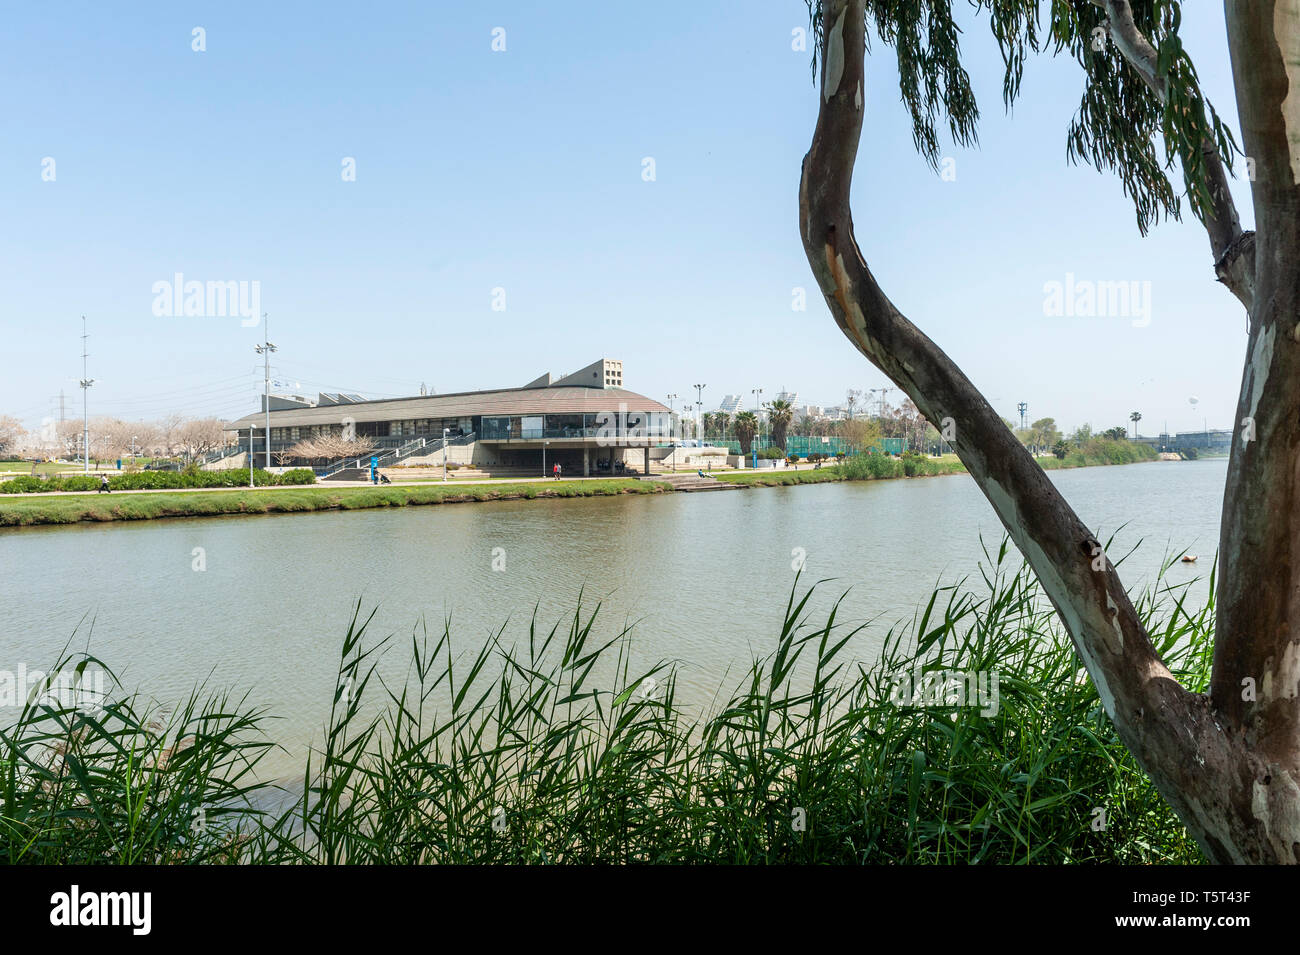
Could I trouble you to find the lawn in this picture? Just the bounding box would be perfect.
[0,478,670,526]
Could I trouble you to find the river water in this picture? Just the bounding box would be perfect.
[0,459,1227,776]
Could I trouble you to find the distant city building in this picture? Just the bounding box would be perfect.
[717,394,744,414]
[776,390,799,406]
[800,404,823,419]
[1136,430,1232,453]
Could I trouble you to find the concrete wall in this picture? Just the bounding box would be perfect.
[404,442,479,467]
[204,452,249,470]
[656,446,729,468]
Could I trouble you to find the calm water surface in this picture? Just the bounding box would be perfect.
[0,459,1227,775]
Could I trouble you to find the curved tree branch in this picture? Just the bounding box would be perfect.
[1092,0,1255,309]
[800,0,1267,862]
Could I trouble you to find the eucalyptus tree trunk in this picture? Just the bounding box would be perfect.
[799,0,1300,863]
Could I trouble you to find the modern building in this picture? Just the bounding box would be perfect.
[1137,430,1233,454]
[717,394,745,415]
[226,358,674,476]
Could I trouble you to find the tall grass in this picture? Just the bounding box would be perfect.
[1041,439,1159,469]
[0,541,1210,864]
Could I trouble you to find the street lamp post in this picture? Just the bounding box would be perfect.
[254,314,276,472]
[693,383,706,448]
[443,428,449,482]
[751,388,763,463]
[80,316,93,473]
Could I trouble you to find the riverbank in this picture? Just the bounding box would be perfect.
[728,444,1158,487]
[0,444,1165,528]
[0,478,669,527]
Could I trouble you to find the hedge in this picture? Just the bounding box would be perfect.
[0,468,316,494]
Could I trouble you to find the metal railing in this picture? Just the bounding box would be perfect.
[317,432,476,479]
[196,445,243,466]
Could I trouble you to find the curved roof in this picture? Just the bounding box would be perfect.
[226,386,670,430]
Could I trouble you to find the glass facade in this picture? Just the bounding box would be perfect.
[479,412,671,441]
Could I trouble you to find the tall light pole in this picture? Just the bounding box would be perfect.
[78,319,94,472]
[869,386,894,419]
[693,383,706,447]
[443,427,449,482]
[1017,402,1028,431]
[254,313,276,471]
[751,388,763,452]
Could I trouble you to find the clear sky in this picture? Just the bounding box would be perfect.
[0,1,1252,437]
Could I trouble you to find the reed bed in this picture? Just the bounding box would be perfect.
[0,540,1209,864]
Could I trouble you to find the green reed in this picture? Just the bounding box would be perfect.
[1,538,1210,864]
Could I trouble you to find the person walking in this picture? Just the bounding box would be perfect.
[98,474,111,494]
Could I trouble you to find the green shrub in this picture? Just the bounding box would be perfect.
[0,475,49,494]
[57,476,102,492]
[839,452,902,481]
[900,450,933,477]
[0,467,316,494]
[276,468,317,485]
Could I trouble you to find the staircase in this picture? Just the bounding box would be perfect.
[319,433,475,482]
[648,473,741,492]
[196,446,244,469]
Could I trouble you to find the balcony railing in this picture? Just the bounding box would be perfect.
[480,425,672,442]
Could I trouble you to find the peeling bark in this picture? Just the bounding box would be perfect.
[1212,0,1300,835]
[800,0,1299,862]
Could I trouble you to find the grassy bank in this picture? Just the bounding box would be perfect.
[730,442,1157,487]
[0,478,667,527]
[0,543,1208,864]
[1039,438,1159,469]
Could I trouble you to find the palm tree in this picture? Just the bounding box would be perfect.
[1129,410,1143,440]
[766,399,795,450]
[713,411,730,442]
[733,411,759,455]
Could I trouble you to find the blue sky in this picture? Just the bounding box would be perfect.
[0,1,1251,436]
